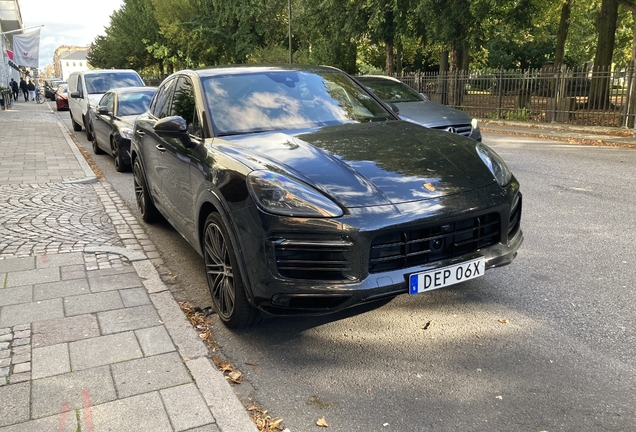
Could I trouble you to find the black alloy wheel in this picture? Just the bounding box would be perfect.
[133,159,159,222]
[203,213,260,328]
[71,112,82,131]
[91,130,104,155]
[111,138,126,172]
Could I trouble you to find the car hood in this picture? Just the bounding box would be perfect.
[396,101,472,128]
[215,121,495,208]
[88,94,103,108]
[119,115,138,126]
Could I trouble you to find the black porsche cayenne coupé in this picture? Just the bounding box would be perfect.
[131,65,523,328]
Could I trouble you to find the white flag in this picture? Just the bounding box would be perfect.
[13,29,41,68]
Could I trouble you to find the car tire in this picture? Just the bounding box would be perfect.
[92,131,104,155]
[71,113,82,131]
[133,159,159,222]
[112,138,127,172]
[85,118,93,141]
[203,212,260,329]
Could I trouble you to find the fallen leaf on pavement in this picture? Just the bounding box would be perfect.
[229,370,243,383]
[317,417,329,427]
[420,321,431,330]
[498,319,509,324]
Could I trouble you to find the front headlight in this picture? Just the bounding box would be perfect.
[120,127,134,140]
[247,171,343,218]
[476,142,512,186]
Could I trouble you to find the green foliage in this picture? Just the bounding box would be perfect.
[505,108,531,120]
[88,0,636,80]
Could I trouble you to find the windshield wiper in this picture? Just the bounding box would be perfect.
[218,129,278,137]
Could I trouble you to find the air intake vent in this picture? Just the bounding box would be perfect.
[508,194,522,238]
[274,239,353,281]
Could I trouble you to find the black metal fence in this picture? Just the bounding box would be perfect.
[395,66,636,128]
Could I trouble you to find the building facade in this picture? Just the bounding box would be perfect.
[53,45,90,80]
[0,0,23,87]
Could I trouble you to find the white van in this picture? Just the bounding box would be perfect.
[68,69,145,140]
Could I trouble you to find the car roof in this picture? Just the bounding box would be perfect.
[80,69,141,75]
[169,64,343,79]
[356,75,403,84]
[106,86,156,94]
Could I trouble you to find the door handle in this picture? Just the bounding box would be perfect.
[156,145,166,152]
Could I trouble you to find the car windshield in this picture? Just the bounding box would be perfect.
[202,70,393,135]
[57,85,68,93]
[85,73,144,94]
[117,90,155,116]
[359,78,423,103]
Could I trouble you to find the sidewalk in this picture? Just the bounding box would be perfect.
[481,119,636,148]
[0,101,257,431]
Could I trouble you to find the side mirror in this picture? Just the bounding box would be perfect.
[419,93,429,101]
[154,116,193,148]
[70,91,82,99]
[388,102,400,115]
[97,106,109,115]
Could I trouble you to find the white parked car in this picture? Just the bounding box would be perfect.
[68,69,145,141]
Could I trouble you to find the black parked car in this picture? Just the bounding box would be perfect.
[131,65,523,328]
[89,87,157,171]
[45,79,64,100]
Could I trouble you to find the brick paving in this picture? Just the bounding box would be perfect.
[0,99,257,431]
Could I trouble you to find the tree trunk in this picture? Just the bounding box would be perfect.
[460,39,469,71]
[626,7,636,127]
[386,37,394,75]
[438,50,449,105]
[589,0,619,108]
[396,42,403,75]
[449,39,466,105]
[554,0,572,67]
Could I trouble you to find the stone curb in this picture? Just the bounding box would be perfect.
[51,105,98,183]
[481,127,636,149]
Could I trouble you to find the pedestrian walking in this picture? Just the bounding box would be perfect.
[19,78,28,102]
[10,78,19,101]
[27,80,36,101]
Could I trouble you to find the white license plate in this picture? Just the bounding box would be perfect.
[409,257,485,295]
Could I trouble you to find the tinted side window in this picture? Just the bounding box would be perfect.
[105,94,115,113]
[151,78,176,119]
[170,77,202,138]
[77,76,83,95]
[98,93,114,111]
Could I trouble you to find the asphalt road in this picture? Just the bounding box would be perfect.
[57,105,636,432]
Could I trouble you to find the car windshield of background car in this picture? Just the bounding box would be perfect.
[118,91,155,116]
[362,79,423,103]
[202,71,392,136]
[57,85,68,94]
[85,73,144,94]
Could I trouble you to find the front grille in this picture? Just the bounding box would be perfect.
[430,124,473,137]
[274,239,353,281]
[369,213,501,273]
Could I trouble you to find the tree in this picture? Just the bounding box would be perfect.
[554,0,572,66]
[87,0,164,76]
[589,0,620,107]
